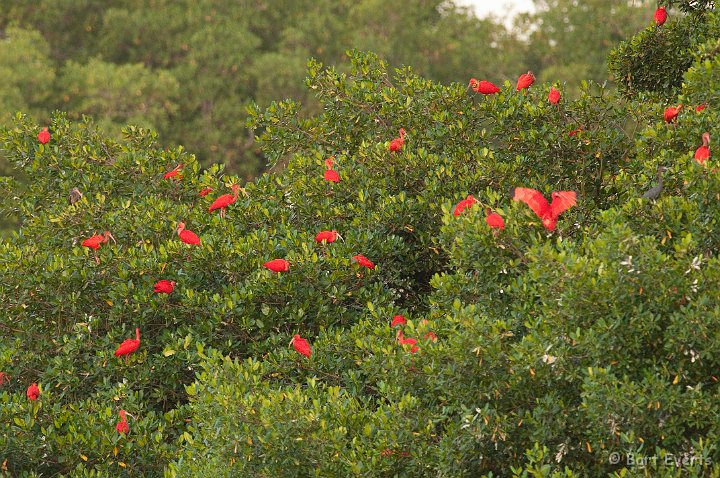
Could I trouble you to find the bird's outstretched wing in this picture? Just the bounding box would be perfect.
[550,191,577,218]
[513,188,550,219]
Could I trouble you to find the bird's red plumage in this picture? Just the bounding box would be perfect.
[324,169,340,183]
[514,188,576,231]
[315,230,338,243]
[654,6,667,26]
[82,235,105,250]
[208,194,236,212]
[485,212,505,230]
[516,72,535,91]
[664,105,682,123]
[26,383,40,401]
[115,328,140,357]
[116,410,130,435]
[390,315,406,327]
[477,80,501,95]
[352,255,375,269]
[292,334,312,358]
[153,280,175,294]
[514,188,550,218]
[264,259,290,273]
[179,230,200,245]
[453,195,478,217]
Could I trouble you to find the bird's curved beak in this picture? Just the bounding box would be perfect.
[107,232,117,244]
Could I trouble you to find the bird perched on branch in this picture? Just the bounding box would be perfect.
[642,166,668,200]
[68,187,83,205]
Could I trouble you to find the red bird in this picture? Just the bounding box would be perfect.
[199,187,213,197]
[315,230,338,243]
[477,80,501,95]
[470,79,501,95]
[654,6,667,26]
[208,184,241,218]
[695,132,711,165]
[485,211,505,230]
[163,163,183,180]
[116,410,130,435]
[548,87,561,105]
[324,169,340,183]
[291,334,312,358]
[391,315,407,327]
[696,104,707,112]
[351,255,375,269]
[82,231,115,264]
[153,279,176,294]
[453,194,478,217]
[0,372,8,386]
[389,128,406,152]
[115,328,140,361]
[38,127,51,144]
[396,330,419,353]
[513,188,577,232]
[27,383,40,401]
[264,258,290,273]
[664,105,682,123]
[177,222,201,246]
[516,71,535,91]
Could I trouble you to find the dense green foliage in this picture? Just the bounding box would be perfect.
[3,2,720,477]
[0,0,654,176]
[0,0,655,236]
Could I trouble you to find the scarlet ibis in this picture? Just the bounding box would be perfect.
[82,231,116,264]
[0,372,8,386]
[264,259,290,273]
[664,105,682,123]
[177,222,201,246]
[391,315,407,327]
[324,169,340,183]
[69,187,83,205]
[315,230,338,243]
[115,328,141,362]
[396,330,419,353]
[26,383,40,401]
[351,255,375,269]
[325,157,335,169]
[116,410,130,435]
[548,87,561,105]
[453,194,478,217]
[291,334,312,358]
[485,211,505,230]
[208,184,241,218]
[642,166,668,200]
[163,164,183,180]
[153,280,176,294]
[389,128,406,152]
[513,188,577,231]
[516,72,535,91]
[199,187,213,197]
[38,128,50,144]
[654,6,667,26]
[469,79,500,95]
[695,132,710,165]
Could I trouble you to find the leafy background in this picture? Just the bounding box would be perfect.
[3,1,720,477]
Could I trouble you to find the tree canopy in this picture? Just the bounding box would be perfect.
[3,1,720,477]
